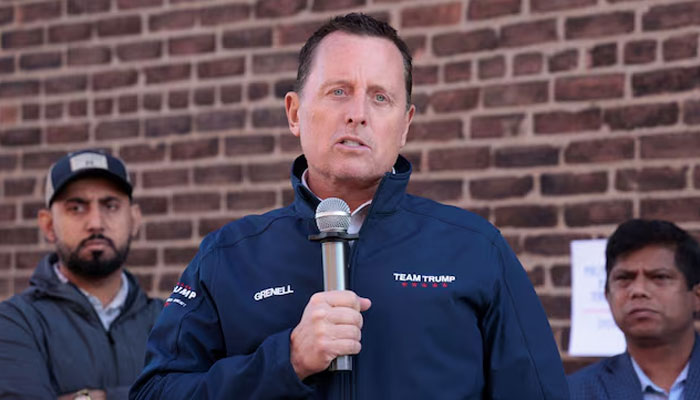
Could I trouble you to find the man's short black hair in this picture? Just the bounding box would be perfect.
[605,219,700,290]
[294,12,413,109]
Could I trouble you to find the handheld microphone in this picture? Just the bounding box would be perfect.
[309,197,358,372]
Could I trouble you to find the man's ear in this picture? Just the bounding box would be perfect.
[692,284,700,313]
[399,104,415,147]
[37,208,56,243]
[285,91,301,138]
[129,203,142,238]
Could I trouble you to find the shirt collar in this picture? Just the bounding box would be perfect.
[53,263,129,312]
[630,354,689,396]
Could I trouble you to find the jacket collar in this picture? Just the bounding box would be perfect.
[290,154,412,220]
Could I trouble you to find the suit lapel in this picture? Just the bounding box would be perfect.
[600,353,644,400]
[684,334,700,399]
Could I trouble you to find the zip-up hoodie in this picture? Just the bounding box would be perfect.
[0,253,163,399]
[130,155,569,400]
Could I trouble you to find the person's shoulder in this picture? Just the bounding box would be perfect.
[401,194,500,241]
[567,356,621,396]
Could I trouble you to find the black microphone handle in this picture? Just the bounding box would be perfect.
[320,239,352,371]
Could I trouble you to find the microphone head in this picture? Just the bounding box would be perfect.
[315,197,351,233]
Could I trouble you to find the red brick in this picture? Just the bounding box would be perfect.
[471,176,532,199]
[527,265,544,287]
[0,57,14,74]
[225,135,275,155]
[117,95,138,114]
[47,123,89,144]
[4,177,35,196]
[468,0,520,20]
[534,108,601,134]
[162,247,197,265]
[604,102,678,131]
[277,21,324,45]
[92,70,137,91]
[223,85,243,103]
[444,60,471,83]
[200,4,250,25]
[173,192,220,212]
[413,65,439,85]
[198,57,245,79]
[116,41,162,61]
[248,161,291,182]
[501,19,557,48]
[45,103,63,119]
[16,251,44,270]
[125,248,157,267]
[407,119,462,142]
[171,138,218,160]
[471,114,523,139]
[67,46,110,66]
[2,28,44,49]
[494,145,558,168]
[145,115,191,137]
[428,146,490,171]
[145,63,190,84]
[566,200,633,227]
[616,167,688,192]
[0,227,38,245]
[274,79,295,99]
[143,169,189,188]
[97,16,141,37]
[548,49,577,73]
[407,180,463,201]
[1,128,40,147]
[624,40,656,65]
[495,205,557,227]
[45,74,88,95]
[222,27,272,49]
[694,167,700,189]
[165,91,186,110]
[431,88,480,113]
[69,100,88,117]
[0,7,14,26]
[642,1,700,31]
[524,233,589,255]
[119,143,166,164]
[0,204,15,222]
[532,0,594,12]
[478,56,505,80]
[555,74,624,101]
[589,43,617,68]
[146,221,192,241]
[641,197,700,221]
[255,0,306,18]
[93,98,113,115]
[663,33,698,61]
[0,155,17,171]
[193,164,243,185]
[252,107,288,128]
[280,135,302,153]
[22,150,66,170]
[149,10,196,32]
[194,88,215,106]
[227,191,276,210]
[19,1,61,22]
[401,2,461,28]
[632,66,700,97]
[484,81,548,107]
[117,0,162,9]
[196,110,246,132]
[0,80,39,98]
[168,34,215,56]
[433,29,498,56]
[312,0,365,11]
[513,52,543,76]
[19,51,61,71]
[95,120,139,141]
[564,138,634,164]
[68,0,110,14]
[541,171,607,196]
[566,12,634,39]
[252,52,297,74]
[540,295,571,319]
[684,100,700,125]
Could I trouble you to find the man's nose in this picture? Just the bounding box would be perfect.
[629,276,651,298]
[345,94,368,127]
[85,206,105,233]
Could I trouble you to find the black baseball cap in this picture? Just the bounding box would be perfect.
[45,149,133,206]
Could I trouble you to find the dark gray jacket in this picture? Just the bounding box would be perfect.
[0,253,163,400]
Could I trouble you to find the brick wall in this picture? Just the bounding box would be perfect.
[1,0,699,372]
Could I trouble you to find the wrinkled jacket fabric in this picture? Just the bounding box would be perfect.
[131,155,569,400]
[0,253,163,400]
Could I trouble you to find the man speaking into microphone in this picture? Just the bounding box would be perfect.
[131,13,568,399]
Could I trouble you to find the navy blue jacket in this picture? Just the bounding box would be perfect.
[0,253,163,399]
[130,155,568,399]
[567,335,700,399]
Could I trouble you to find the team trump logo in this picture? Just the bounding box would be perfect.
[394,272,456,288]
[164,282,198,308]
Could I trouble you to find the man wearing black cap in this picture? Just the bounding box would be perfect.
[0,150,163,400]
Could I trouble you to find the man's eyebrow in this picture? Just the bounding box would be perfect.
[63,197,89,204]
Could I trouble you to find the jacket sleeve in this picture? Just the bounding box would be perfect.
[129,246,314,400]
[0,300,56,400]
[481,234,570,400]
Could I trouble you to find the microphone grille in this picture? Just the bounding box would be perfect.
[315,197,351,233]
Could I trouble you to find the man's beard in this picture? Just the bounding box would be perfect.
[56,234,130,279]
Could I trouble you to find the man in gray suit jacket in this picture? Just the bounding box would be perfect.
[568,219,700,399]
